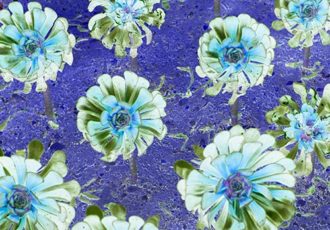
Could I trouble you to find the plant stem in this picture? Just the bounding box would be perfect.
[43,84,55,121]
[231,98,239,126]
[130,57,138,72]
[214,0,220,17]
[302,47,311,78]
[129,154,138,183]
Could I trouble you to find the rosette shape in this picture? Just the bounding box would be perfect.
[0,140,81,229]
[273,0,330,47]
[0,2,75,92]
[266,83,330,176]
[88,0,165,57]
[76,71,167,162]
[73,203,159,230]
[175,126,296,229]
[196,14,276,104]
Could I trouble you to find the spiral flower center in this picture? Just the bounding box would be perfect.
[224,173,251,200]
[301,3,318,19]
[111,109,131,129]
[225,48,244,64]
[8,186,32,216]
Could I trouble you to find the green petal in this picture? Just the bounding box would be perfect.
[174,160,195,179]
[86,205,104,219]
[105,203,127,221]
[27,139,44,161]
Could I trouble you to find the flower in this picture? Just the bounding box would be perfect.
[0,2,75,92]
[266,82,330,176]
[175,125,296,229]
[196,14,276,104]
[273,0,330,47]
[0,140,81,229]
[73,203,159,230]
[88,0,165,57]
[76,71,167,162]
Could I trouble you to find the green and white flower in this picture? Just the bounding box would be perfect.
[76,71,167,162]
[73,203,159,230]
[273,0,330,47]
[0,2,75,92]
[88,0,165,57]
[266,83,330,176]
[196,14,276,104]
[175,126,296,229]
[0,140,80,229]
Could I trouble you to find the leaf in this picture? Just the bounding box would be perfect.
[279,95,299,111]
[39,151,67,177]
[0,116,11,132]
[271,20,285,31]
[294,151,313,177]
[104,203,126,221]
[86,205,103,219]
[28,140,44,161]
[314,143,330,169]
[293,82,307,103]
[0,148,4,156]
[205,81,223,96]
[192,145,205,160]
[174,160,194,179]
[287,143,299,159]
[265,106,290,125]
[146,215,160,227]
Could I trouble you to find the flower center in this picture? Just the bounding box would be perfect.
[301,3,318,19]
[224,173,251,200]
[225,48,244,64]
[111,109,131,129]
[24,40,39,57]
[8,186,32,216]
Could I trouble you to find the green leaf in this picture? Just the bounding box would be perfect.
[0,116,11,132]
[287,143,299,159]
[265,106,290,125]
[86,205,104,219]
[192,145,205,160]
[272,20,285,31]
[39,151,67,177]
[275,138,291,148]
[293,82,307,103]
[146,215,160,227]
[0,148,4,156]
[174,160,194,179]
[28,140,44,161]
[294,151,313,176]
[205,81,223,96]
[266,129,285,138]
[320,29,330,46]
[314,143,330,169]
[279,95,299,111]
[105,203,126,221]
[161,0,170,9]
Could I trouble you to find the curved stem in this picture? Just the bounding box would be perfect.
[43,84,55,121]
[302,47,311,78]
[129,154,138,183]
[214,0,220,17]
[231,98,239,126]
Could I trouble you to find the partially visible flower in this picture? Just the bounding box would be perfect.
[88,0,165,57]
[0,2,75,92]
[0,140,81,229]
[273,0,330,47]
[73,203,159,230]
[175,126,296,229]
[76,71,167,162]
[266,82,330,175]
[196,14,276,104]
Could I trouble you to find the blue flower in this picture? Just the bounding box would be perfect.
[0,141,80,229]
[273,0,330,47]
[77,71,167,162]
[0,2,75,92]
[285,104,329,152]
[175,126,296,229]
[196,14,276,104]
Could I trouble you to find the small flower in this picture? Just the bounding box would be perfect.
[266,82,330,175]
[0,2,75,92]
[76,71,167,162]
[0,140,81,229]
[196,14,276,104]
[88,0,165,57]
[175,126,296,229]
[273,0,330,47]
[73,203,159,230]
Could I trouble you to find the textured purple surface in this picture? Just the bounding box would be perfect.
[0,0,330,229]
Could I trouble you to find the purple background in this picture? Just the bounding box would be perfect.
[0,0,330,229]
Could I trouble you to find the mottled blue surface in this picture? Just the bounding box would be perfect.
[0,0,330,229]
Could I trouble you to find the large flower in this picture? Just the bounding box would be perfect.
[73,203,159,230]
[0,140,81,229]
[76,71,167,162]
[273,0,330,47]
[0,2,75,92]
[175,126,296,229]
[196,14,276,104]
[88,0,165,57]
[266,83,330,176]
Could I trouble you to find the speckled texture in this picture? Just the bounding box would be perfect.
[0,0,329,229]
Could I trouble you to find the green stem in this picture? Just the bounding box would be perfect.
[43,84,55,120]
[302,47,311,78]
[129,154,138,183]
[214,0,220,17]
[130,57,138,72]
[231,98,239,126]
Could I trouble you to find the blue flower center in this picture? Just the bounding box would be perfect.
[111,109,131,130]
[224,173,251,200]
[300,2,318,19]
[8,186,32,216]
[24,40,40,57]
[225,48,244,64]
